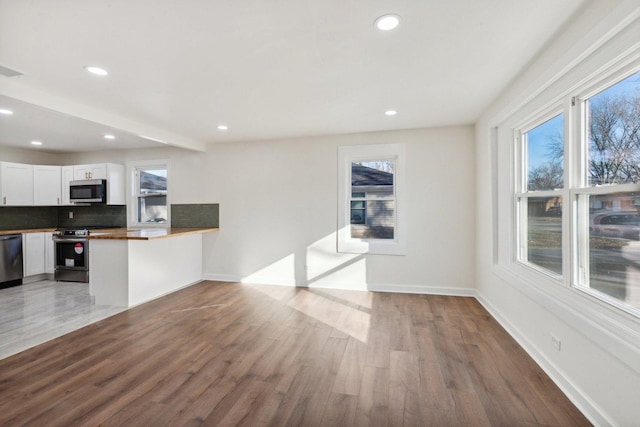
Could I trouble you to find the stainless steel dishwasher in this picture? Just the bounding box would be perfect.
[0,234,23,288]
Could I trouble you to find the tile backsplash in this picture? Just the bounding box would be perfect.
[57,205,127,228]
[171,204,219,228]
[0,207,58,230]
[0,203,218,230]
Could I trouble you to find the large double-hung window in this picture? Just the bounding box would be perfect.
[516,69,640,315]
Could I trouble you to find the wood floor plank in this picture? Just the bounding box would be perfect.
[0,281,592,426]
[354,366,389,427]
[332,336,367,395]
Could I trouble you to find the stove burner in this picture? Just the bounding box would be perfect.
[55,226,123,238]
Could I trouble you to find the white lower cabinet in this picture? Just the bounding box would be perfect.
[23,232,46,277]
[45,232,55,274]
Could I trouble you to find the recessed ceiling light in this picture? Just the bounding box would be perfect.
[84,65,108,76]
[385,110,397,116]
[374,14,400,31]
[217,124,228,131]
[104,134,115,140]
[0,108,13,115]
[31,141,43,146]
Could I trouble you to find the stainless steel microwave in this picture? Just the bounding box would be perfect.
[69,179,107,203]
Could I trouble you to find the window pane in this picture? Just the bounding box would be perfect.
[526,196,562,275]
[138,195,168,224]
[352,161,394,199]
[350,200,395,239]
[136,166,168,225]
[350,160,395,238]
[577,192,640,310]
[350,200,366,224]
[526,114,564,191]
[140,168,167,193]
[587,72,640,186]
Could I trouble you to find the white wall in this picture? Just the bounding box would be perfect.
[201,127,475,293]
[0,146,60,165]
[475,1,640,425]
[65,126,476,294]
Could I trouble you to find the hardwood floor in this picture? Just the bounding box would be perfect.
[0,281,591,426]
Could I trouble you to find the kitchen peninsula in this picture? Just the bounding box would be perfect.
[89,227,217,307]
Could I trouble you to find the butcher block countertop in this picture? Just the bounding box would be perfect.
[88,227,218,240]
[0,228,57,235]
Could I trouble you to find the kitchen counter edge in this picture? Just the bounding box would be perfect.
[0,228,57,236]
[87,227,219,240]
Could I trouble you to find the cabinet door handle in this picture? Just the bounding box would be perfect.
[2,196,5,205]
[57,197,60,205]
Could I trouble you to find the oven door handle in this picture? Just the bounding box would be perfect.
[53,238,87,243]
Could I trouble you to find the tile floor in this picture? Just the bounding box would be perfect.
[0,280,124,360]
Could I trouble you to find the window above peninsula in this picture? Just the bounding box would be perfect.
[128,161,170,227]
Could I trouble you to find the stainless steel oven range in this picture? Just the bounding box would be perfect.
[53,228,91,283]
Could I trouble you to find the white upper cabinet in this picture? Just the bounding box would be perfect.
[73,163,125,205]
[0,162,34,206]
[74,163,107,180]
[0,161,124,206]
[61,166,74,205]
[34,165,62,205]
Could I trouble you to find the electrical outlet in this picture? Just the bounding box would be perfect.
[68,211,74,219]
[551,335,562,352]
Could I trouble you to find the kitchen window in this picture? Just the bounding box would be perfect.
[130,162,169,227]
[338,144,406,255]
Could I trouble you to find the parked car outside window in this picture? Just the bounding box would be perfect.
[589,210,640,240]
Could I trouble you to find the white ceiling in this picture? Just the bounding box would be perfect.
[0,0,586,153]
[0,95,164,152]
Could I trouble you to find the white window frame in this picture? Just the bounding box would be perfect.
[338,143,406,255]
[127,160,170,228]
[511,60,640,318]
[514,106,568,281]
[571,65,640,315]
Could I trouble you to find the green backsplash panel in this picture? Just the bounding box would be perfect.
[0,207,58,230]
[57,205,127,228]
[171,204,219,228]
[1,204,216,230]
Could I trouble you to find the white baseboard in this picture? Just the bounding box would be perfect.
[475,291,613,427]
[202,273,476,297]
[202,273,242,283]
[367,283,476,297]
[23,273,48,284]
